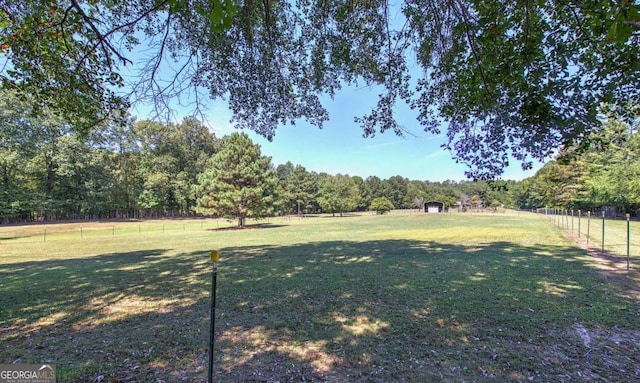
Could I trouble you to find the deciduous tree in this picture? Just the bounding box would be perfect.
[317,174,360,217]
[369,197,394,215]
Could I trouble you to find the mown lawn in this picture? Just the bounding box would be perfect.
[1,211,639,382]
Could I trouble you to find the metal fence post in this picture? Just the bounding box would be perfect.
[587,211,591,246]
[578,210,581,238]
[208,250,220,383]
[601,210,605,255]
[627,213,631,270]
[571,209,574,233]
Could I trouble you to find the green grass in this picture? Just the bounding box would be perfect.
[1,211,639,382]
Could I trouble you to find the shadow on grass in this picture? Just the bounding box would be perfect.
[320,213,362,218]
[1,239,638,382]
[209,223,289,231]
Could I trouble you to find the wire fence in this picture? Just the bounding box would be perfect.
[536,208,637,270]
[3,211,637,272]
[0,218,243,244]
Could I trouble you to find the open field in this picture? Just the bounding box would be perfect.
[1,211,639,382]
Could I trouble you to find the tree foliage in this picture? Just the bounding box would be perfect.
[2,1,639,177]
[0,89,220,222]
[195,132,279,227]
[516,103,640,213]
[369,197,394,215]
[317,174,360,217]
[277,162,317,215]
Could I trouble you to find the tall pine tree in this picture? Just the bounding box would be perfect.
[195,132,279,227]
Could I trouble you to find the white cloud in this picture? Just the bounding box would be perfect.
[424,149,449,159]
[364,141,405,150]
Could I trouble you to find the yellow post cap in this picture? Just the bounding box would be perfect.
[211,250,220,262]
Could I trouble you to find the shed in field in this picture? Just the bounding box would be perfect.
[424,201,445,213]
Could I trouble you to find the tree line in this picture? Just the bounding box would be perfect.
[0,91,515,225]
[5,85,638,224]
[513,105,640,216]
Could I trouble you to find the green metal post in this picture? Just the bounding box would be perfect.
[601,210,605,255]
[578,210,581,238]
[587,211,591,246]
[627,214,631,271]
[557,209,560,226]
[571,209,574,233]
[208,250,220,383]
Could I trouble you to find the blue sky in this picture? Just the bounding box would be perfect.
[123,11,544,183]
[144,85,544,183]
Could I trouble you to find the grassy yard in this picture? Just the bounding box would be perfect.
[1,211,639,382]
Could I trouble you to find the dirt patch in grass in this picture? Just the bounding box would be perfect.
[565,323,640,380]
[555,229,640,381]
[562,229,640,304]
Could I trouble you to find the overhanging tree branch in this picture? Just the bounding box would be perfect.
[2,0,639,178]
[452,0,491,99]
[69,0,129,69]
